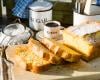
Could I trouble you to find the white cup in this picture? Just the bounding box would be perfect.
[44,21,62,40]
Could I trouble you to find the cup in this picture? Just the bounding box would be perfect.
[44,21,62,40]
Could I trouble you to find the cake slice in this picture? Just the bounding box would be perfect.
[63,23,100,61]
[15,45,51,73]
[27,38,62,64]
[40,38,81,62]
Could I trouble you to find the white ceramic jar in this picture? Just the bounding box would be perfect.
[73,11,100,26]
[29,0,53,31]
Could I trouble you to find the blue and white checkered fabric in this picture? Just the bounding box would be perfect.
[12,0,34,18]
[96,0,100,6]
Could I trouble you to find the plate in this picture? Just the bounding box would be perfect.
[36,30,63,41]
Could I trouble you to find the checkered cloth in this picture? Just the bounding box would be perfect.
[96,0,100,6]
[12,0,35,18]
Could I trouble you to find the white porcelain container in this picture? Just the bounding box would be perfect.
[73,11,100,26]
[29,0,53,31]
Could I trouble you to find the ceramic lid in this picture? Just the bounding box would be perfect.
[29,0,53,11]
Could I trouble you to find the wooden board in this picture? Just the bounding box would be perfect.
[6,45,100,80]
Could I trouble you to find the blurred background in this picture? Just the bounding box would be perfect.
[0,0,75,27]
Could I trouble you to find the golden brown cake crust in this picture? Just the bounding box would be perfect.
[63,27,100,61]
[40,38,81,62]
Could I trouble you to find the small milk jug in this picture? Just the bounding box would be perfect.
[29,0,53,31]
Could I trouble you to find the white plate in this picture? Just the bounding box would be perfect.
[36,30,63,41]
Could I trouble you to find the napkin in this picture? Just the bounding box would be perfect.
[0,47,14,80]
[12,0,36,18]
